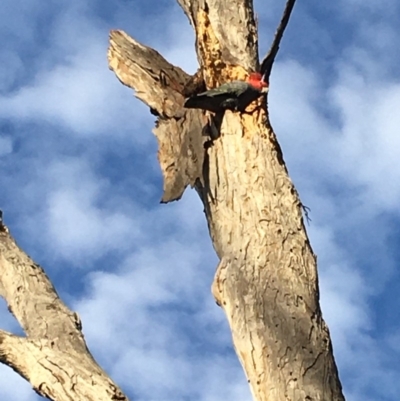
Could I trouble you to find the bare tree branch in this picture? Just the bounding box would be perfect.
[0,216,129,401]
[0,331,31,381]
[260,0,297,82]
[108,30,208,202]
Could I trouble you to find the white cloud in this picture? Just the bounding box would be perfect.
[0,0,152,140]
[41,158,140,263]
[0,44,149,137]
[74,234,240,400]
[161,10,198,74]
[331,77,400,210]
[271,54,400,213]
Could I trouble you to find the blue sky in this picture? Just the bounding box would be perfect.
[1,0,399,400]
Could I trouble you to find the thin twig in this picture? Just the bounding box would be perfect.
[260,0,297,82]
[302,205,312,225]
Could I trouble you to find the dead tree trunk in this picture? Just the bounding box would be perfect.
[108,1,345,401]
[0,1,345,401]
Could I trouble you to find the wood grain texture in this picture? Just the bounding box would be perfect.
[107,0,345,398]
[206,110,344,401]
[0,223,128,401]
[108,30,208,202]
[177,0,259,76]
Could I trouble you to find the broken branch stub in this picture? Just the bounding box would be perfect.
[108,30,208,202]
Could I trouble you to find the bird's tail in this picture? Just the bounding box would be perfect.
[184,95,208,109]
[184,95,224,112]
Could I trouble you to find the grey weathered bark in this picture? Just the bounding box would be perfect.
[0,221,129,401]
[108,0,345,401]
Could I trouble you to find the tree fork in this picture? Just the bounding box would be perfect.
[0,218,129,401]
[108,0,345,400]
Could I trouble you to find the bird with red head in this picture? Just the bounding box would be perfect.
[184,71,268,113]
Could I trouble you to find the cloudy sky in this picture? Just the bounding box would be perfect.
[1,0,399,400]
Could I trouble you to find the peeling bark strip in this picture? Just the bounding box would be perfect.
[108,31,207,202]
[108,1,345,401]
[0,221,128,401]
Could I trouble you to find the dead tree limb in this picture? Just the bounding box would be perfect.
[109,30,208,202]
[0,217,129,401]
[260,0,297,81]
